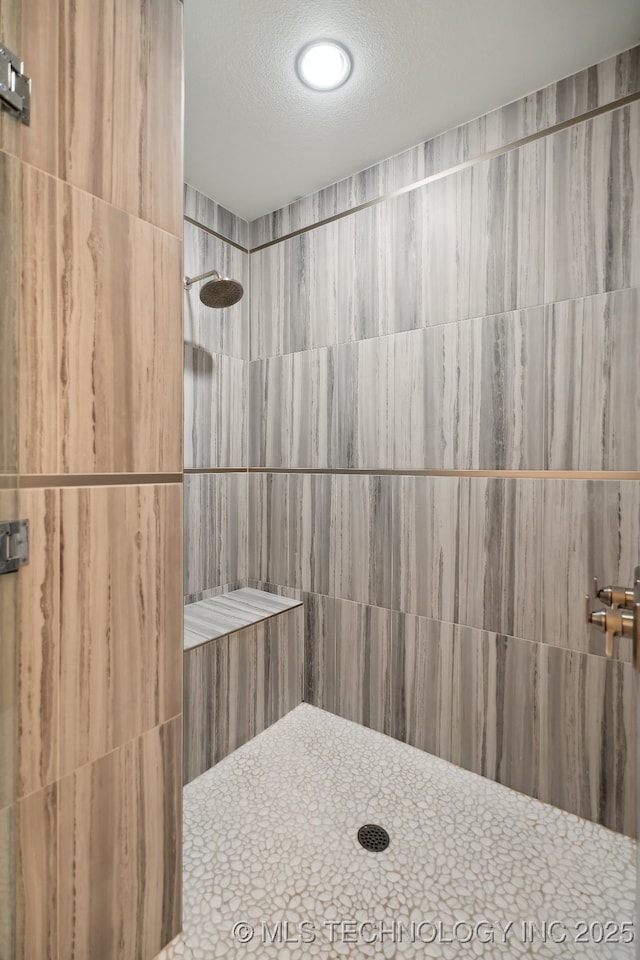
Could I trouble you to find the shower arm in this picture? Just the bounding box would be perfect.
[184,268,221,289]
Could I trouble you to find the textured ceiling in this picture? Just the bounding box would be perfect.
[184,0,640,221]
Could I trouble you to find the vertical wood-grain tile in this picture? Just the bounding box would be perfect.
[399,614,454,762]
[183,184,249,248]
[334,475,393,608]
[334,599,399,737]
[183,472,248,597]
[303,592,337,710]
[17,488,59,797]
[59,183,182,473]
[58,718,182,960]
[290,347,336,468]
[247,473,289,587]
[184,350,246,469]
[545,102,640,302]
[183,609,303,783]
[20,163,58,474]
[0,152,20,475]
[263,607,303,729]
[19,0,58,176]
[393,308,544,470]
[541,480,639,659]
[391,476,460,620]
[16,784,57,960]
[457,478,541,642]
[0,803,15,957]
[335,336,394,468]
[59,0,182,234]
[288,473,334,595]
[59,484,182,777]
[545,289,640,470]
[467,140,545,319]
[250,244,286,360]
[451,630,539,797]
[538,645,635,835]
[248,355,292,467]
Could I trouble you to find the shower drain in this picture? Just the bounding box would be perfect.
[357,824,390,852]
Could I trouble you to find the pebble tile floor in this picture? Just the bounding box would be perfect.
[157,704,635,959]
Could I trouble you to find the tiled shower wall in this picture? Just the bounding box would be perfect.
[3,1,185,958]
[183,185,249,602]
[247,45,640,837]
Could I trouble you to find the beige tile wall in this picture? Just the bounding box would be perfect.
[3,0,185,957]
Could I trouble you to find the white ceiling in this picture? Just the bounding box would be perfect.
[184,0,640,222]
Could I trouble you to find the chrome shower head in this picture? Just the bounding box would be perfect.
[184,269,244,308]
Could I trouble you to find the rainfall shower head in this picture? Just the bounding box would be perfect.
[184,269,244,308]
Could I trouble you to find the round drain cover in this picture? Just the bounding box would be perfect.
[357,824,390,852]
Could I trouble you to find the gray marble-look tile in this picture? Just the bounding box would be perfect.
[249,244,286,360]
[545,288,640,471]
[248,354,291,468]
[451,629,540,799]
[334,475,393,609]
[545,101,640,303]
[389,170,471,335]
[184,349,246,469]
[184,587,302,650]
[184,220,249,360]
[467,140,545,320]
[457,478,541,642]
[247,473,289,586]
[538,644,635,836]
[183,580,246,607]
[302,592,337,710]
[399,614,454,763]
[250,349,337,469]
[541,479,640,661]
[184,183,249,249]
[391,476,460,621]
[335,336,394,468]
[333,599,399,738]
[250,226,339,360]
[290,347,337,468]
[288,474,334,595]
[393,308,544,470]
[249,46,640,248]
[287,220,340,355]
[183,472,248,597]
[334,201,390,343]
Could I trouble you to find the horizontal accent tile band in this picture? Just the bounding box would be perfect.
[184,468,248,474]
[19,473,183,488]
[250,90,640,252]
[184,215,250,253]
[242,468,640,479]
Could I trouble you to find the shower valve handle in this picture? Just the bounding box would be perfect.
[585,586,635,660]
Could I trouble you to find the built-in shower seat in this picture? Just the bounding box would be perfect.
[183,588,303,783]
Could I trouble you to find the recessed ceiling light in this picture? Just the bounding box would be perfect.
[296,41,352,92]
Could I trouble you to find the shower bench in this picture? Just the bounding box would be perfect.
[183,588,303,783]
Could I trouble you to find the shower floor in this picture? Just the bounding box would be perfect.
[157,704,635,959]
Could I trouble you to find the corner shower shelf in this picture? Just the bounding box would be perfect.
[183,587,302,650]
